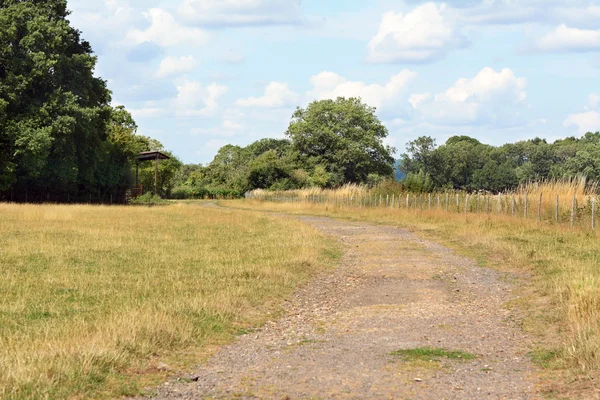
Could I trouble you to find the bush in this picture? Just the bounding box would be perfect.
[130,193,167,204]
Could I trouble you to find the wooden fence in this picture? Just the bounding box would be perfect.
[248,190,598,230]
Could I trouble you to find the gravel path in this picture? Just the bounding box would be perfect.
[147,216,540,399]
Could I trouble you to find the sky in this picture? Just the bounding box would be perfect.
[67,0,600,164]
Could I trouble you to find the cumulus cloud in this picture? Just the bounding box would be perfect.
[307,70,417,109]
[155,56,199,78]
[178,0,303,27]
[534,24,600,53]
[235,82,299,108]
[176,80,228,117]
[126,8,210,47]
[367,3,467,63]
[564,93,600,134]
[411,67,528,125]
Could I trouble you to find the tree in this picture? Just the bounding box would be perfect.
[401,136,437,177]
[285,97,395,185]
[0,0,122,201]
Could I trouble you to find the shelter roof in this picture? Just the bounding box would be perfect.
[137,151,170,161]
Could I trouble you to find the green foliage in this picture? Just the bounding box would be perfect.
[401,133,600,193]
[286,97,396,185]
[129,193,166,205]
[405,170,434,193]
[0,0,150,203]
[390,347,476,361]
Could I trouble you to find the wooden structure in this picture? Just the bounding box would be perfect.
[136,151,170,195]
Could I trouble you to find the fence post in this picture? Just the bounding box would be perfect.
[446,192,449,212]
[428,193,432,210]
[456,193,459,213]
[437,194,441,210]
[420,194,423,211]
[498,193,502,215]
[524,193,528,218]
[465,194,469,213]
[555,195,559,222]
[592,196,596,230]
[392,193,395,208]
[571,195,576,228]
[406,193,410,209]
[512,195,515,217]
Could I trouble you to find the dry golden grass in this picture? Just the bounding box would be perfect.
[225,197,600,393]
[0,202,339,400]
[251,178,600,229]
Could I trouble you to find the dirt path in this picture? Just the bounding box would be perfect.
[149,216,540,399]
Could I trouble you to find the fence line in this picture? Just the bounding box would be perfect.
[247,190,599,231]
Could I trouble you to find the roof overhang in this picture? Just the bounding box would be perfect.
[137,151,170,162]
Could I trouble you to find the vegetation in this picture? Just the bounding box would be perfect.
[0,0,179,203]
[171,98,396,198]
[129,192,167,205]
[401,134,600,193]
[0,202,338,399]
[390,348,476,362]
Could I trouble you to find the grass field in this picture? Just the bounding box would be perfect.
[0,202,339,399]
[224,198,600,394]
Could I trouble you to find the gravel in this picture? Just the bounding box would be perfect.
[144,216,541,399]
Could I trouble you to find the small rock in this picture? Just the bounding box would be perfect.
[157,362,171,371]
[190,375,200,382]
[414,378,422,382]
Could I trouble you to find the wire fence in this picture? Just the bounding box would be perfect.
[247,190,598,231]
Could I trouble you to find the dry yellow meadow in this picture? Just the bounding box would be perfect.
[0,202,339,399]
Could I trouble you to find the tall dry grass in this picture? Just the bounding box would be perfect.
[226,189,600,387]
[0,202,339,399]
[249,178,600,229]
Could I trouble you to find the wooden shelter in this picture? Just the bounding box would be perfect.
[135,151,170,195]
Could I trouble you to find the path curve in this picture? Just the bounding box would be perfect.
[150,215,540,399]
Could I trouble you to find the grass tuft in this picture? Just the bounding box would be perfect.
[390,347,476,362]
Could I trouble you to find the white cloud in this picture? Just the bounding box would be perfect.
[587,93,600,110]
[564,112,600,134]
[411,67,528,125]
[235,82,299,108]
[409,93,431,108]
[368,3,467,63]
[535,24,600,52]
[307,70,417,109]
[564,94,600,134]
[176,80,228,117]
[155,56,199,78]
[126,8,210,47]
[178,0,303,27]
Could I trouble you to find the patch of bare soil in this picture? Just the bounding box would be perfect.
[146,216,541,399]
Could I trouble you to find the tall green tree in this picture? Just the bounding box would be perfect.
[0,0,117,200]
[286,97,395,186]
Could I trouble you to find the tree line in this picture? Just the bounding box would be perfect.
[401,134,600,193]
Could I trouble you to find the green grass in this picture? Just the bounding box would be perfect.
[390,347,476,362]
[0,202,339,400]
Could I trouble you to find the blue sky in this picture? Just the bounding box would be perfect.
[67,0,600,164]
